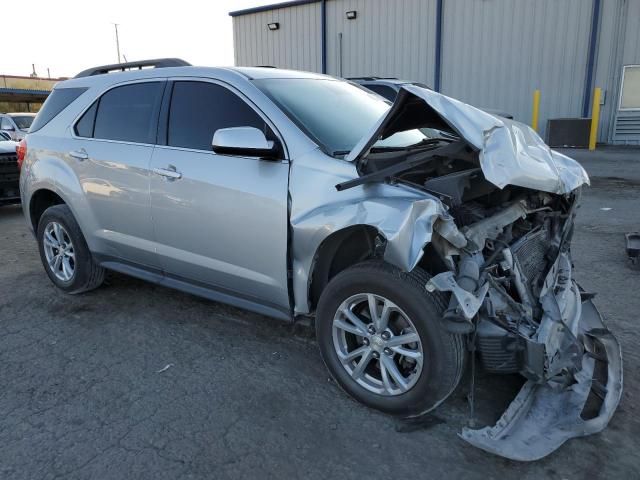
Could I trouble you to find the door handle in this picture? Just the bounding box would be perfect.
[153,166,182,180]
[69,149,88,161]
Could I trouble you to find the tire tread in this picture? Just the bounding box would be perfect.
[316,259,466,418]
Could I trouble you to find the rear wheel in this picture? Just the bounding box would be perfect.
[37,204,105,293]
[316,261,465,417]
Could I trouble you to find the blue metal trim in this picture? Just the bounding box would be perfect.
[321,0,327,73]
[434,0,444,92]
[229,0,321,17]
[582,0,601,117]
[0,88,50,95]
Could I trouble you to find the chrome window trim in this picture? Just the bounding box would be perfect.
[161,76,289,161]
[69,77,167,145]
[69,75,290,161]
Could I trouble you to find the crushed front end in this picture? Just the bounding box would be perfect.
[426,188,623,461]
[342,84,623,460]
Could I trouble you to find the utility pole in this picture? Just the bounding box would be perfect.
[113,23,121,64]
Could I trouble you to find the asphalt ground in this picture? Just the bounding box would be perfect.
[0,147,638,479]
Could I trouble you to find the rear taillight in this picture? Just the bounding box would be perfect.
[16,139,26,170]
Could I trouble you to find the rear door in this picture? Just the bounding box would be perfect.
[70,80,165,267]
[149,79,290,313]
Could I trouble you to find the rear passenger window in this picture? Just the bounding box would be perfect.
[168,81,267,151]
[93,82,164,143]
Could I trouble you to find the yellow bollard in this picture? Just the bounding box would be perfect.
[589,87,602,151]
[531,89,541,132]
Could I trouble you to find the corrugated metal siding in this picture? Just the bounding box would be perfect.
[231,0,640,144]
[592,0,625,142]
[620,0,640,66]
[232,2,322,71]
[611,0,640,144]
[325,0,437,84]
[440,0,593,139]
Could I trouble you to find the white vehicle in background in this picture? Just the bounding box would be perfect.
[0,112,36,140]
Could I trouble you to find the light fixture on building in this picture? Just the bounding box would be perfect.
[346,10,357,19]
[267,22,280,31]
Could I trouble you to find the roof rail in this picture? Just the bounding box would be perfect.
[74,58,191,78]
[346,76,399,81]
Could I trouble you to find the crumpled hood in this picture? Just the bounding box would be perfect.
[346,85,589,195]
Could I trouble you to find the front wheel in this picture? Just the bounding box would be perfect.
[316,261,465,417]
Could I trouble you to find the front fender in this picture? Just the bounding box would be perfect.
[289,149,456,314]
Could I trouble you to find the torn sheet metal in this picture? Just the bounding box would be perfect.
[346,85,589,195]
[461,296,623,461]
[426,271,489,320]
[288,150,459,314]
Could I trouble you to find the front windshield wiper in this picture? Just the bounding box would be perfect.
[332,137,456,158]
[332,150,352,156]
[370,137,455,153]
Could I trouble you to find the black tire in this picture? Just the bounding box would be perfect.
[316,260,465,418]
[37,204,105,294]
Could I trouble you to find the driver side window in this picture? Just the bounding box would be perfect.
[167,81,272,151]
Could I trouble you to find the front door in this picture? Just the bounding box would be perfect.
[149,80,290,312]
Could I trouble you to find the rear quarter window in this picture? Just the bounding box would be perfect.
[30,87,88,132]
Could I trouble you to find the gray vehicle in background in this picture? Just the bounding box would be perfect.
[0,112,36,140]
[350,77,514,119]
[19,59,620,461]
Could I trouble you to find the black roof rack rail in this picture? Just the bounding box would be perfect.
[346,76,399,81]
[74,58,191,78]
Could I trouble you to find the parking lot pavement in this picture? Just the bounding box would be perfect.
[1,147,639,479]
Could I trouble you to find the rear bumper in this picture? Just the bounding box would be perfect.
[460,297,623,461]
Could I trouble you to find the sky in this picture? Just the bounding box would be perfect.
[1,0,279,78]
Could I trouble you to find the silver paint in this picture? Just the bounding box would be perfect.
[20,67,621,461]
[347,85,590,194]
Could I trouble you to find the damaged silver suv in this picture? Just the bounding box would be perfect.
[20,59,622,461]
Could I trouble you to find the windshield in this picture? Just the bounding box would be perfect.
[254,78,427,156]
[11,115,34,130]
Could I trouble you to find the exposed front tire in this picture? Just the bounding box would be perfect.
[316,260,465,417]
[37,204,105,294]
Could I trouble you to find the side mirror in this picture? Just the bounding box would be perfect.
[212,127,279,159]
[1,125,15,132]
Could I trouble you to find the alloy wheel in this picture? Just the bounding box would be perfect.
[332,293,424,396]
[42,222,76,282]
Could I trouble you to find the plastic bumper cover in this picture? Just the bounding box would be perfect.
[460,298,623,461]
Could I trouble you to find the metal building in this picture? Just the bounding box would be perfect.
[231,0,640,145]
